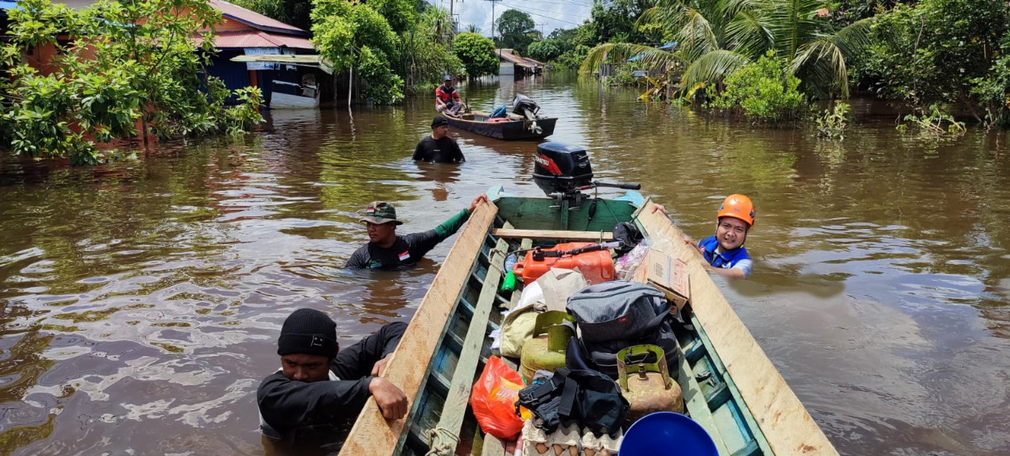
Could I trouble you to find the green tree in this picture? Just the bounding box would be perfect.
[864,0,1007,122]
[712,52,805,122]
[397,7,462,91]
[454,32,499,78]
[497,9,535,55]
[527,39,565,62]
[582,0,872,99]
[312,0,404,103]
[587,0,659,44]
[232,0,313,31]
[0,0,263,165]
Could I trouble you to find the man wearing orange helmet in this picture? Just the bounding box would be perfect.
[697,194,755,279]
[652,194,756,279]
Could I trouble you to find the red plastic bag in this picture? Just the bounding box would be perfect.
[470,356,526,439]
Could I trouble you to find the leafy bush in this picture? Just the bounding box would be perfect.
[0,0,263,164]
[897,104,967,136]
[864,0,1008,119]
[454,32,498,78]
[815,102,850,140]
[713,52,805,123]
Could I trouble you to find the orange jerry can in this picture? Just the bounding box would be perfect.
[512,242,615,285]
[616,345,685,425]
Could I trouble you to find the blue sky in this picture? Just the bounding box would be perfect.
[431,0,594,37]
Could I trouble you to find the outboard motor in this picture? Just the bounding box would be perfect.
[534,142,593,205]
[533,142,641,208]
[512,94,540,119]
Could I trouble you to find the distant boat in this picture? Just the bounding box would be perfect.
[444,94,556,140]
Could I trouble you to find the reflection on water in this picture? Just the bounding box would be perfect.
[2,75,1010,455]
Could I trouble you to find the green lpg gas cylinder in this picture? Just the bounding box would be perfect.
[616,344,685,425]
[519,311,575,383]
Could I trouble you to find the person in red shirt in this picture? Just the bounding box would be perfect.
[435,75,465,115]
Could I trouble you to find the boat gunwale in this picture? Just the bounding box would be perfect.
[634,200,839,456]
[338,201,499,456]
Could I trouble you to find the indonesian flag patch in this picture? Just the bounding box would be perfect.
[398,251,411,261]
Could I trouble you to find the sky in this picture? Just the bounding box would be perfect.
[431,0,595,38]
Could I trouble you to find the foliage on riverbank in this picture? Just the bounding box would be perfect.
[310,0,467,104]
[534,0,1010,129]
[0,0,264,166]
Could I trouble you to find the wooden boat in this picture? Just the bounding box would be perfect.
[444,111,557,140]
[444,94,556,140]
[339,188,838,456]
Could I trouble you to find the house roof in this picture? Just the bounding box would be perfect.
[496,48,542,69]
[209,0,308,36]
[195,29,314,50]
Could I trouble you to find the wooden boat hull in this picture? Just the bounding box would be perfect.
[445,112,556,140]
[340,190,838,456]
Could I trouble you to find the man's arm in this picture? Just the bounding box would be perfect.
[412,139,426,161]
[257,373,372,434]
[452,139,465,162]
[434,88,446,108]
[403,194,489,257]
[345,245,370,269]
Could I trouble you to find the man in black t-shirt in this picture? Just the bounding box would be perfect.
[257,308,408,451]
[412,116,465,163]
[344,195,488,269]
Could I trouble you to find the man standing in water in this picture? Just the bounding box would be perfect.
[653,193,756,279]
[257,308,408,450]
[413,116,465,163]
[345,194,489,269]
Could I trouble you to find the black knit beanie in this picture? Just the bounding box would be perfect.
[277,308,338,358]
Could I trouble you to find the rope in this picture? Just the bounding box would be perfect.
[425,427,460,456]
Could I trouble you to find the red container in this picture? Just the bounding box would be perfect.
[512,242,615,285]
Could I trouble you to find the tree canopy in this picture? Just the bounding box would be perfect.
[496,9,536,55]
[454,32,499,78]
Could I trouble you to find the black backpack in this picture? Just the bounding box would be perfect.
[515,367,629,435]
[565,281,682,380]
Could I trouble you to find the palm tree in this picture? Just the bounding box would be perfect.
[581,0,871,98]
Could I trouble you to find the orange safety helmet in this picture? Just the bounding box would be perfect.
[716,194,755,226]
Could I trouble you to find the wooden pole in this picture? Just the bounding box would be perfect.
[348,65,353,108]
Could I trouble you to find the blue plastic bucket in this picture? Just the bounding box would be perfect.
[619,412,718,456]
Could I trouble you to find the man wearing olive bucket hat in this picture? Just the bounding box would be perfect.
[257,308,408,449]
[344,194,489,269]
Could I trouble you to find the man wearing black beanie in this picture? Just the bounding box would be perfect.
[257,308,408,449]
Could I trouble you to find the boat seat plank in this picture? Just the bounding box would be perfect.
[676,346,733,456]
[432,235,510,453]
[492,228,613,242]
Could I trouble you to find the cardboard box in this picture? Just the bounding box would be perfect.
[643,249,690,309]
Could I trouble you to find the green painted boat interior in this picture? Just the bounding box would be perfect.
[395,196,774,456]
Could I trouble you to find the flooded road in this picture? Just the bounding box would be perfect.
[1,75,1009,455]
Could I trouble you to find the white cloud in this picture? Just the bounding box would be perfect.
[433,0,593,37]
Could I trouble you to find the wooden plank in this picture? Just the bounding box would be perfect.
[339,201,498,456]
[491,228,613,242]
[676,345,732,456]
[635,201,839,456]
[433,235,509,453]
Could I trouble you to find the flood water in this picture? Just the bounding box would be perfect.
[2,74,1009,455]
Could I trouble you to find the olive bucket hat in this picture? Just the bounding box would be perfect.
[360,201,404,225]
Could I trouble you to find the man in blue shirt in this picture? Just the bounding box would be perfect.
[697,194,755,279]
[653,194,755,279]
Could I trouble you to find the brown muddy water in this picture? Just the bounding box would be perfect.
[1,75,1009,455]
